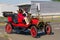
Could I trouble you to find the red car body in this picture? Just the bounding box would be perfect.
[8,16,39,28]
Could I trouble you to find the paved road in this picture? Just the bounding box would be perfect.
[0,22,60,40]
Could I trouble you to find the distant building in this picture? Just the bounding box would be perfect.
[1,1,60,17]
[31,1,60,16]
[17,1,60,16]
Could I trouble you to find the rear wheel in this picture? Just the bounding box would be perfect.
[5,23,13,34]
[45,24,52,35]
[30,26,38,38]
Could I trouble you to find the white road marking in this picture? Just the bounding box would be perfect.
[8,38,12,40]
[54,28,60,30]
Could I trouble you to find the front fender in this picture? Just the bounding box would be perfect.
[31,18,39,25]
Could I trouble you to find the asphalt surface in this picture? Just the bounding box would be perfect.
[0,22,60,40]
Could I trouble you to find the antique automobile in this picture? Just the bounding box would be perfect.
[3,11,52,38]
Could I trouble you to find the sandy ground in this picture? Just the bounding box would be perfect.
[0,22,60,40]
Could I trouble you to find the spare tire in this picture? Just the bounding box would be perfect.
[2,11,13,17]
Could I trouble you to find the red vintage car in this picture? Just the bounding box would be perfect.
[3,11,52,38]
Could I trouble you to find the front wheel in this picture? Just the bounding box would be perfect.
[44,24,52,35]
[30,26,38,38]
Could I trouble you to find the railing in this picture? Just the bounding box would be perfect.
[0,17,7,23]
[39,15,60,22]
[0,15,60,23]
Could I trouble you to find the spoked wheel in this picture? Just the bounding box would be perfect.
[30,26,38,38]
[5,23,13,34]
[45,24,52,35]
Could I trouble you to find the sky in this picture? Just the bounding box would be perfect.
[0,0,51,4]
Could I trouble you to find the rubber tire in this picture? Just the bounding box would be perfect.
[30,26,38,38]
[44,24,52,35]
[3,12,13,17]
[5,23,13,34]
[3,13,8,17]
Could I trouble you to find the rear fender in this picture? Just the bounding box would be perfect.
[8,16,12,22]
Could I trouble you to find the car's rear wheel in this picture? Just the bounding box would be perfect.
[5,23,13,34]
[45,24,52,35]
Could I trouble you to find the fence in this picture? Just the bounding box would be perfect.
[39,15,60,22]
[0,17,7,23]
[0,15,60,23]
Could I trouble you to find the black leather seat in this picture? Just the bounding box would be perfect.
[12,13,18,24]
